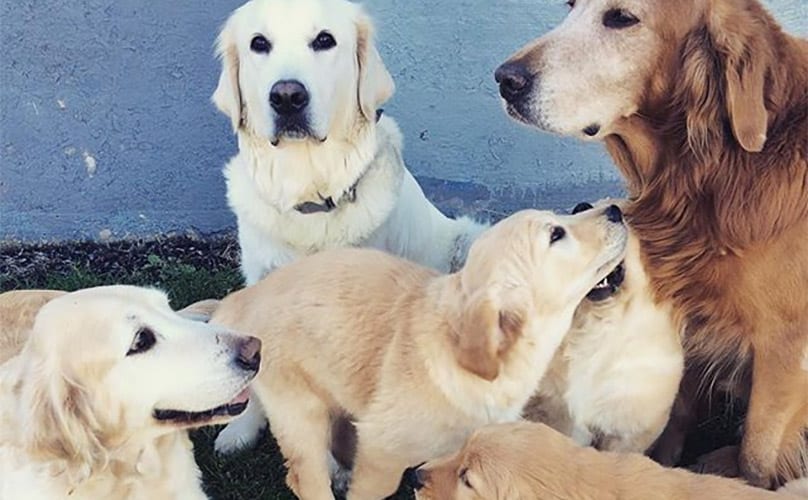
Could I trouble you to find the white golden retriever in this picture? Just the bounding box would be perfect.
[212,0,486,453]
[0,286,261,500]
[523,199,683,454]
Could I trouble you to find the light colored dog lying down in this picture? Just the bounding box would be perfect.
[0,286,261,500]
[523,199,684,454]
[410,421,808,500]
[212,0,487,453]
[210,205,628,499]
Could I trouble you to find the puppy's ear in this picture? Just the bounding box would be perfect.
[454,291,525,381]
[675,8,770,156]
[355,11,395,122]
[22,360,107,484]
[212,16,243,133]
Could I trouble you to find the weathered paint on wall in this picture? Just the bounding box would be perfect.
[1,0,805,241]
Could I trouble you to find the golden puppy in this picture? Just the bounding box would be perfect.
[0,286,260,500]
[411,421,807,500]
[211,206,627,500]
[524,200,683,454]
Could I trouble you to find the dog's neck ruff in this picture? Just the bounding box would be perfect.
[293,109,385,215]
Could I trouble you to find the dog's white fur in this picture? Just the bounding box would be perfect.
[0,286,259,500]
[211,207,628,500]
[524,200,684,454]
[212,0,487,453]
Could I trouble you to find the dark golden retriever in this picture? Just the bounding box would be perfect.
[496,0,808,488]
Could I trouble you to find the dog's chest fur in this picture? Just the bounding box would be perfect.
[225,116,405,254]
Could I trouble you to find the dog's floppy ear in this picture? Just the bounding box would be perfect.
[21,359,107,484]
[212,15,243,133]
[454,290,525,381]
[355,11,395,122]
[713,8,769,153]
[675,8,770,156]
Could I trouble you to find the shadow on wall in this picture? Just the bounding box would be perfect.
[0,0,804,242]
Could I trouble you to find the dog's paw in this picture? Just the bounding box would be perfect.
[213,420,266,454]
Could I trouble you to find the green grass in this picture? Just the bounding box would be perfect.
[1,243,413,500]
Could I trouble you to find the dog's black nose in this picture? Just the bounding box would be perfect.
[235,336,262,372]
[605,204,623,223]
[572,202,594,214]
[270,80,309,115]
[403,465,426,490]
[495,62,533,103]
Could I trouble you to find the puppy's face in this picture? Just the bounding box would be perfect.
[18,286,260,469]
[213,0,394,145]
[454,207,627,380]
[572,201,627,302]
[412,422,567,500]
[494,0,696,139]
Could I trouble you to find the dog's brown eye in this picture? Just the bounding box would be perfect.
[550,226,566,244]
[565,0,576,8]
[311,31,336,51]
[250,34,272,54]
[127,327,156,356]
[603,9,639,29]
[459,468,473,489]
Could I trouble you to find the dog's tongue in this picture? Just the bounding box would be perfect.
[229,387,251,405]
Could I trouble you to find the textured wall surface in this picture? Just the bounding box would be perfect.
[1,0,805,241]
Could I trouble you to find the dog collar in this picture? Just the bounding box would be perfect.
[293,109,384,215]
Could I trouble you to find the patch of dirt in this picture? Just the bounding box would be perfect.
[0,233,241,288]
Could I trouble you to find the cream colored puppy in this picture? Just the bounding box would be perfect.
[211,205,627,500]
[523,199,684,454]
[410,422,807,500]
[0,286,260,500]
[212,0,487,452]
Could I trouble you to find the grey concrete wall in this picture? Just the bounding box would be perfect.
[1,0,805,242]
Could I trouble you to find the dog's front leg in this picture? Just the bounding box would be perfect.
[740,336,808,488]
[347,440,411,500]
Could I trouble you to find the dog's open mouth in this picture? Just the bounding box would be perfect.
[153,387,250,425]
[586,262,625,302]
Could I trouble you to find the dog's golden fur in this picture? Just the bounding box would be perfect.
[413,421,807,500]
[499,0,808,486]
[211,207,627,500]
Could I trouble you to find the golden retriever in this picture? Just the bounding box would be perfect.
[410,421,808,500]
[496,0,808,486]
[210,205,627,499]
[212,0,487,453]
[524,199,683,454]
[0,286,260,499]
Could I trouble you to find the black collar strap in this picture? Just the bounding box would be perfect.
[293,109,383,215]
